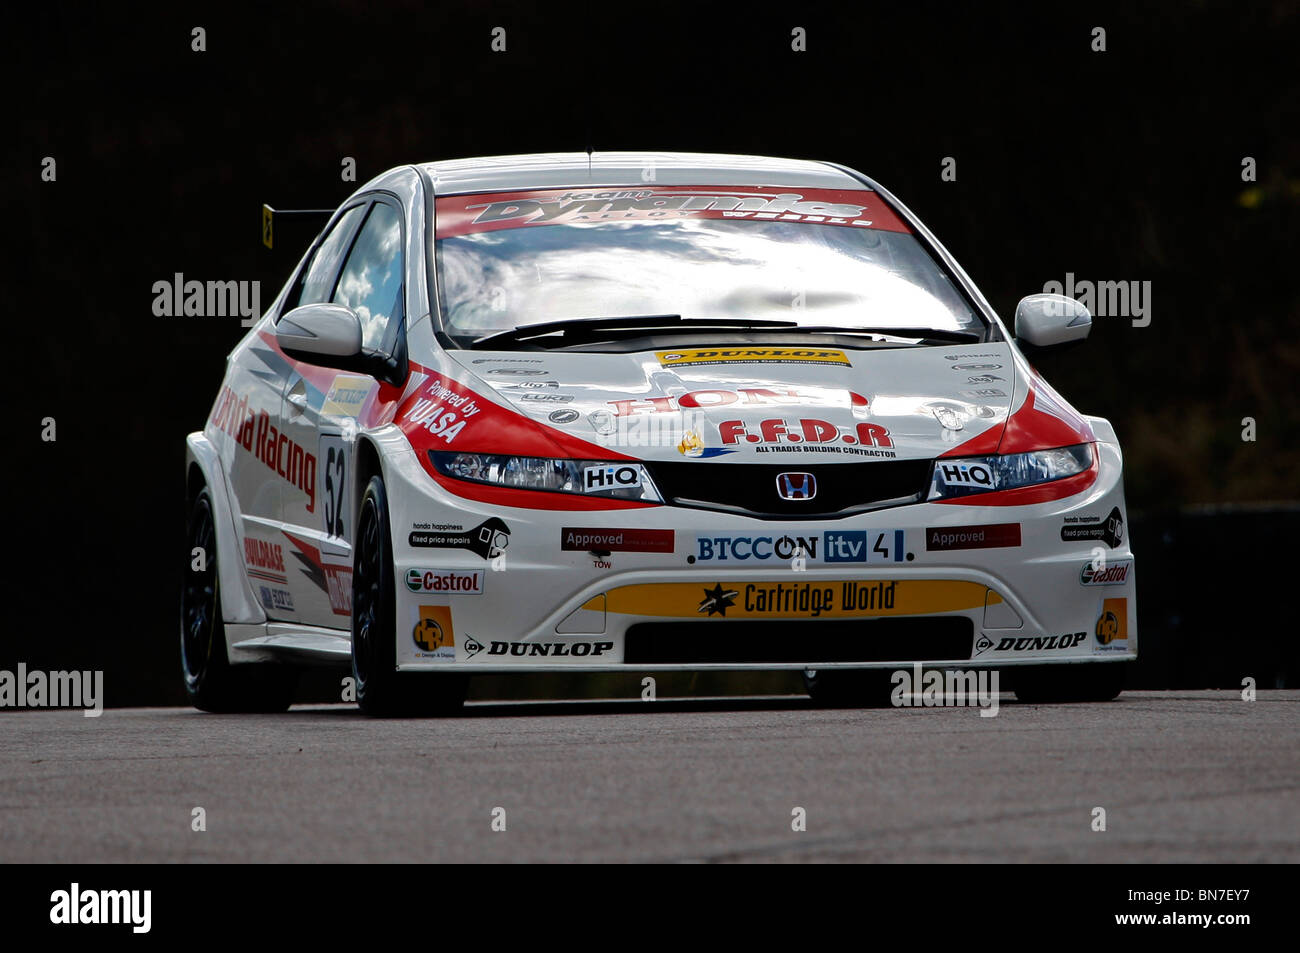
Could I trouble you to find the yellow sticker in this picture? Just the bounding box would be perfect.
[322,375,373,417]
[1095,598,1128,645]
[677,429,704,457]
[655,347,851,368]
[413,605,455,656]
[606,580,987,619]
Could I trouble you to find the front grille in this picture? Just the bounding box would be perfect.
[644,459,932,518]
[624,617,973,664]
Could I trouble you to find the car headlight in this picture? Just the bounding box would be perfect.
[429,452,662,502]
[927,444,1094,500]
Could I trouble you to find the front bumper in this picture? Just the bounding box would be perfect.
[379,434,1137,672]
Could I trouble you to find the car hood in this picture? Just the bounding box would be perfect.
[447,344,1020,463]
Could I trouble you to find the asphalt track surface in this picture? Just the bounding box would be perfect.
[2,691,1297,863]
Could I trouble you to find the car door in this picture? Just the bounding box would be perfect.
[278,196,407,628]
[248,200,368,622]
[215,334,289,618]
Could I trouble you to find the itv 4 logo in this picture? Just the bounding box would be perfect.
[822,530,906,563]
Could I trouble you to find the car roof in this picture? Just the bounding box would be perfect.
[419,152,870,195]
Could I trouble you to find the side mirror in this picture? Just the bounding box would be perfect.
[276,303,363,360]
[1014,294,1092,348]
[275,303,406,386]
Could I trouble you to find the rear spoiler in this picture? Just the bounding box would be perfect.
[261,204,334,249]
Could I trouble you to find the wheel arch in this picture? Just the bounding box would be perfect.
[352,434,386,529]
[185,432,266,626]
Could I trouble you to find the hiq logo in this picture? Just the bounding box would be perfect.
[937,461,995,488]
[583,464,642,492]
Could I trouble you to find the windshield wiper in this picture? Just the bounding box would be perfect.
[469,315,799,349]
[468,316,984,349]
[791,326,984,344]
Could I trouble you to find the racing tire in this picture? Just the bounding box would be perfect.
[803,668,896,708]
[351,474,468,717]
[181,486,298,713]
[1012,662,1128,703]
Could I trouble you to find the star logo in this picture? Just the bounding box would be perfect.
[698,583,739,617]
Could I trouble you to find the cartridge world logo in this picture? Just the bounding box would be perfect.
[50,884,150,933]
[152,273,261,327]
[1,664,103,716]
[891,664,999,717]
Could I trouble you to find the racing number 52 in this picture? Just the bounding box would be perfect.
[323,442,346,538]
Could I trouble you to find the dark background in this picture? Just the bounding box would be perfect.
[8,1,1299,704]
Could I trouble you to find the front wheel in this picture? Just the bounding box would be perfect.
[351,474,467,716]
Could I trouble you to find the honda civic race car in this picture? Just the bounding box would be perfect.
[182,152,1136,714]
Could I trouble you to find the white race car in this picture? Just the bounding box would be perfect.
[183,152,1136,714]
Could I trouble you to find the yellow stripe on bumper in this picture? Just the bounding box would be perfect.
[605,580,989,620]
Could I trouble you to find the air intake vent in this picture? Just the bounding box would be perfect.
[644,460,932,519]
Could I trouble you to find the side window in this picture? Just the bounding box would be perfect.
[332,202,404,352]
[283,204,368,314]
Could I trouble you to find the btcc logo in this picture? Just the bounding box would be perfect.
[690,531,905,564]
[692,534,818,563]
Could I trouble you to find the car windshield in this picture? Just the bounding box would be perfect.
[433,185,983,344]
